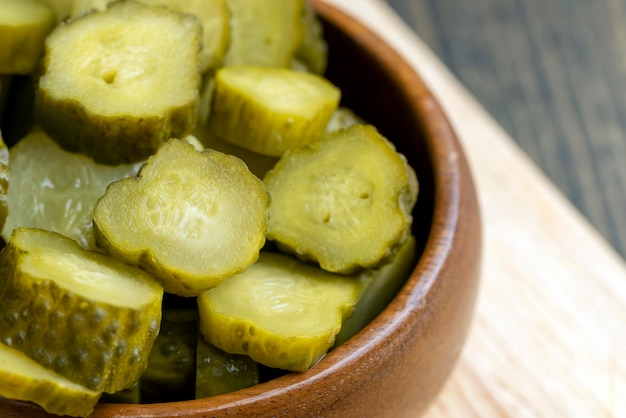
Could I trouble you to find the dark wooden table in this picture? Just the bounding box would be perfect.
[387,0,626,260]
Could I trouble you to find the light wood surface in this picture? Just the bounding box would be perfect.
[323,1,626,416]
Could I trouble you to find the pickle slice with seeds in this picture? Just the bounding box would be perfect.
[93,138,270,296]
[35,0,202,164]
[0,227,164,393]
[264,124,418,274]
[0,0,56,75]
[0,132,8,233]
[208,66,340,157]
[0,342,101,418]
[197,252,361,372]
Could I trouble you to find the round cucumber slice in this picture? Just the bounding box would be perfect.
[35,0,202,164]
[1,127,142,250]
[0,227,164,393]
[93,138,270,296]
[0,0,56,75]
[197,252,361,372]
[0,342,101,418]
[263,124,418,274]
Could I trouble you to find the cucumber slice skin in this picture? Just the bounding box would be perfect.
[0,228,164,393]
[0,342,102,418]
[197,252,361,372]
[208,66,341,157]
[0,0,56,75]
[264,124,419,274]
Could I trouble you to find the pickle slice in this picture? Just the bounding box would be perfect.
[193,122,278,180]
[0,227,164,393]
[0,0,56,75]
[195,336,259,398]
[1,127,142,250]
[197,252,361,372]
[35,0,202,164]
[326,107,364,133]
[208,66,340,156]
[72,0,230,72]
[334,236,417,347]
[140,306,198,403]
[0,342,101,418]
[93,138,270,296]
[264,124,419,274]
[223,0,305,68]
[294,0,328,75]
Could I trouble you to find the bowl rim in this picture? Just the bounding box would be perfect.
[3,1,476,416]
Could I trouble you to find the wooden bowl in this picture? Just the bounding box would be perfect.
[0,1,481,417]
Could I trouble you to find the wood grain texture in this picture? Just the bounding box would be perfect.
[322,1,626,417]
[387,0,626,260]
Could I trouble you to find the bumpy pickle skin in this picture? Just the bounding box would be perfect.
[0,227,164,393]
[0,0,56,75]
[1,127,143,250]
[208,66,341,157]
[222,0,305,68]
[93,138,270,297]
[264,124,419,274]
[0,342,102,418]
[35,0,202,165]
[197,252,361,372]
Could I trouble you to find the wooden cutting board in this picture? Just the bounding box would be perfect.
[323,1,626,417]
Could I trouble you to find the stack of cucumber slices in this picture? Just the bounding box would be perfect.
[0,0,419,416]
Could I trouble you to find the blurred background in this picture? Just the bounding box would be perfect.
[386,0,626,259]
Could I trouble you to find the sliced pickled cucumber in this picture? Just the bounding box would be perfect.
[35,0,202,164]
[208,66,340,157]
[223,0,305,68]
[72,0,230,72]
[0,132,8,233]
[334,236,417,347]
[326,107,364,133]
[0,342,101,418]
[197,252,361,372]
[294,0,328,75]
[1,127,143,250]
[264,124,418,274]
[195,336,258,398]
[93,138,270,296]
[0,0,56,75]
[193,122,278,180]
[0,227,164,393]
[140,306,198,403]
